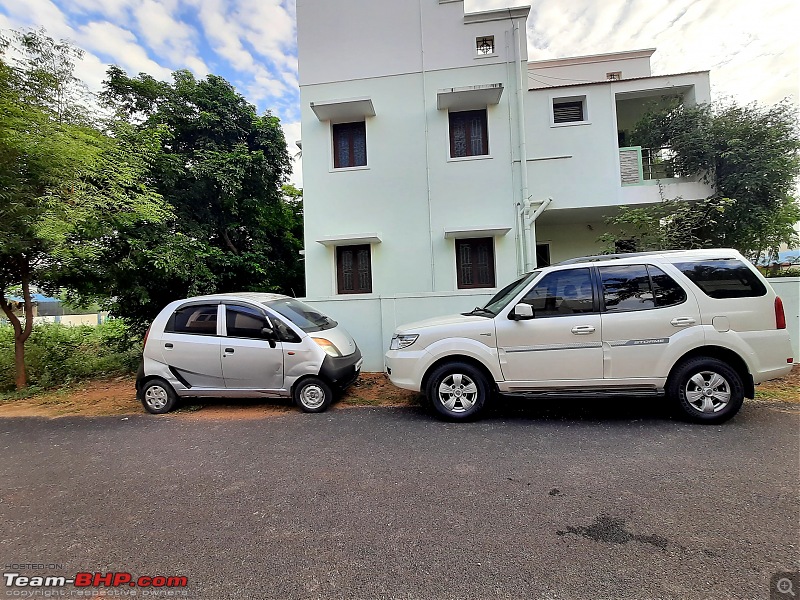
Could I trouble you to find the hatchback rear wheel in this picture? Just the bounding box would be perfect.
[139,379,177,414]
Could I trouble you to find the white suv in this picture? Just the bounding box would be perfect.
[385,249,793,423]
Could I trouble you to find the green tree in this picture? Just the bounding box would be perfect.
[606,99,800,261]
[80,68,304,328]
[0,30,168,388]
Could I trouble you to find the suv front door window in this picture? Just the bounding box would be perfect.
[494,268,603,384]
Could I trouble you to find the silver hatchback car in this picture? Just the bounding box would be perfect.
[136,293,362,414]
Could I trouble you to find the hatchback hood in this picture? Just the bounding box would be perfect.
[312,325,358,357]
[396,313,490,333]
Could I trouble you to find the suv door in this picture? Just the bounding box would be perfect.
[598,264,702,380]
[161,303,224,388]
[495,267,603,384]
[222,304,284,390]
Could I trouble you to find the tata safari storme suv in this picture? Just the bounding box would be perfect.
[385,250,793,423]
[136,293,362,414]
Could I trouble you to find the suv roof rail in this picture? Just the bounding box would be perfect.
[555,249,687,266]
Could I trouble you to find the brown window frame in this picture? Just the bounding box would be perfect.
[448,109,489,158]
[336,244,372,294]
[332,121,367,169]
[455,237,496,289]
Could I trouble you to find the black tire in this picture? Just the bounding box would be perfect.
[139,378,177,414]
[294,377,334,413]
[667,357,745,424]
[426,361,490,421]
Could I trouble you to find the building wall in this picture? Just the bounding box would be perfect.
[527,52,654,89]
[300,0,529,300]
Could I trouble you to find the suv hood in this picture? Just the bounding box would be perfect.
[396,313,491,334]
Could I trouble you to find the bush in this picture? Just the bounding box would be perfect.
[0,320,141,392]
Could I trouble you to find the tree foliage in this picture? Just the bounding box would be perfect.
[0,29,169,388]
[606,99,800,261]
[62,67,304,329]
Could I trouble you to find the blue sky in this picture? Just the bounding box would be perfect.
[1,0,796,186]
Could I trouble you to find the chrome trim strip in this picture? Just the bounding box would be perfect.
[607,338,670,347]
[505,341,603,353]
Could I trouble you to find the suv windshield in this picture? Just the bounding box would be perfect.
[482,271,538,315]
[266,298,338,332]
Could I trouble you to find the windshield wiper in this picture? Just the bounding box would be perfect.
[462,306,495,317]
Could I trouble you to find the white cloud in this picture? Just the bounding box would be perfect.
[78,21,173,80]
[282,120,302,187]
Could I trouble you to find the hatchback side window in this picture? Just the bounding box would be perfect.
[166,304,218,335]
[519,268,594,317]
[225,305,273,339]
[270,315,302,344]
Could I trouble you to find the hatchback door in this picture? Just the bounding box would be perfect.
[495,267,603,384]
[160,303,224,389]
[221,304,284,391]
[598,264,702,380]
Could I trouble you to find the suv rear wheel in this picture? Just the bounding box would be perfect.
[426,362,489,421]
[668,357,745,424]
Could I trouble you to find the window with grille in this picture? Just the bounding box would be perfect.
[449,109,488,158]
[336,244,372,294]
[476,36,495,56]
[552,99,585,124]
[332,121,367,168]
[606,71,622,81]
[456,237,495,289]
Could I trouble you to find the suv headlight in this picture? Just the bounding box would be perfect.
[389,334,419,350]
[312,337,342,357]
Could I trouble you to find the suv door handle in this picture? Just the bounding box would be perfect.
[571,325,596,335]
[164,343,173,349]
[670,317,696,327]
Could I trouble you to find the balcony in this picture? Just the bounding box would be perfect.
[619,146,679,185]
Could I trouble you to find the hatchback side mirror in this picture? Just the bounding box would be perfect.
[512,303,534,320]
[261,327,277,348]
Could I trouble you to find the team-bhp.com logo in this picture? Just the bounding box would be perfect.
[4,572,188,589]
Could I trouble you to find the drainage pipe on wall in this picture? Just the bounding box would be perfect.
[512,17,532,273]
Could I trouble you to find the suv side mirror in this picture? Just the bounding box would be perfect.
[512,303,534,320]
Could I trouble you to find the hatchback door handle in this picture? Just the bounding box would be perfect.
[571,325,596,335]
[164,343,173,349]
[670,317,696,327]
[224,348,235,353]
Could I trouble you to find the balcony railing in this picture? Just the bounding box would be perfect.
[619,146,678,185]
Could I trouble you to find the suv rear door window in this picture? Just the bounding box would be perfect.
[674,259,766,299]
[166,304,218,335]
[599,265,687,312]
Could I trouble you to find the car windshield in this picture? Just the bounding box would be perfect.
[266,298,337,332]
[482,271,539,315]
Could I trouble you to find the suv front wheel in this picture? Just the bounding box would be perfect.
[426,362,490,421]
[668,357,745,424]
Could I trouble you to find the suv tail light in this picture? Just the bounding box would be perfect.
[775,296,786,330]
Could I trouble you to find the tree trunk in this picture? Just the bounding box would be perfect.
[0,265,35,390]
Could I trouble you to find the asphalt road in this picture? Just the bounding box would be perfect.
[1,397,798,600]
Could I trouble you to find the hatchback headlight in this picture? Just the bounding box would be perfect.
[389,334,419,350]
[312,337,342,357]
